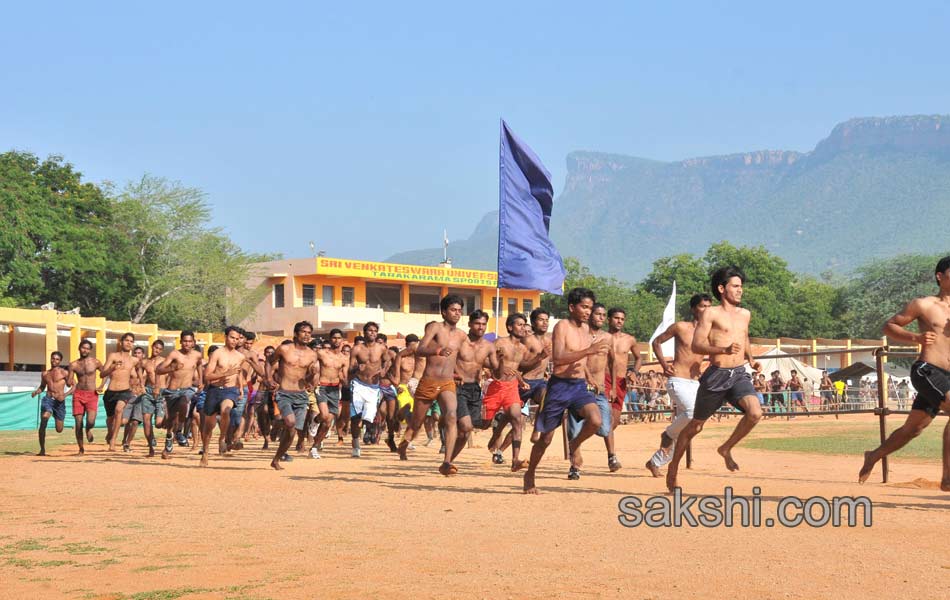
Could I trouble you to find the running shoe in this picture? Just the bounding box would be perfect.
[280,453,293,462]
[492,451,505,465]
[439,444,446,454]
[351,447,361,458]
[608,455,622,472]
[309,423,319,437]
[309,447,321,459]
[568,466,581,480]
[149,437,157,448]
[176,433,188,447]
[164,437,174,454]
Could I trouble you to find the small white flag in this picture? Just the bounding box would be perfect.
[649,280,677,357]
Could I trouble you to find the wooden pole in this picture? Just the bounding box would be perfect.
[874,350,889,483]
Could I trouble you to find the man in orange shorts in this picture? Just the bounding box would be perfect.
[483,313,530,471]
[397,296,467,475]
[68,339,102,455]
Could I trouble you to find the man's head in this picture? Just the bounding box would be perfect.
[689,293,713,319]
[529,308,550,335]
[354,335,365,346]
[362,322,379,343]
[78,339,93,358]
[342,344,352,355]
[328,328,344,350]
[440,295,464,326]
[50,351,63,367]
[263,345,275,358]
[405,333,420,352]
[590,303,607,331]
[377,333,388,345]
[119,332,135,352]
[566,287,596,324]
[711,266,745,304]
[607,307,625,332]
[224,326,243,350]
[180,331,196,352]
[468,309,489,339]
[243,330,256,350]
[208,345,219,356]
[151,339,165,357]
[293,321,314,345]
[506,313,528,340]
[935,256,950,287]
[791,370,798,376]
[132,345,145,358]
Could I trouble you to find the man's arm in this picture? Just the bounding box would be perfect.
[651,324,677,376]
[690,311,736,356]
[552,322,606,366]
[100,355,118,377]
[884,299,933,345]
[155,352,179,375]
[519,340,548,370]
[31,371,47,397]
[629,335,642,374]
[416,322,451,358]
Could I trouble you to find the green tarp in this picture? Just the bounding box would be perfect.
[0,391,108,430]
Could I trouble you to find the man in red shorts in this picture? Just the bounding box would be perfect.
[604,307,640,471]
[68,339,102,455]
[483,313,530,471]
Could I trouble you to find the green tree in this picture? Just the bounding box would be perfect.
[640,253,709,319]
[113,175,274,329]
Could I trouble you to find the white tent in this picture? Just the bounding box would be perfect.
[751,348,824,389]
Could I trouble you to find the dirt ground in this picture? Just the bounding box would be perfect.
[1,415,947,600]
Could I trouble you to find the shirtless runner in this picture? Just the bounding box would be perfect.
[397,295,466,475]
[666,267,763,493]
[68,340,101,454]
[565,303,613,480]
[483,313,530,471]
[523,288,610,494]
[859,256,950,491]
[268,321,318,470]
[645,293,711,476]
[101,332,141,452]
[348,322,390,457]
[390,333,422,452]
[200,326,246,466]
[32,351,70,456]
[121,339,169,456]
[155,331,203,459]
[604,307,641,472]
[450,310,494,462]
[308,328,347,458]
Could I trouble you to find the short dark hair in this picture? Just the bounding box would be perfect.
[363,322,379,333]
[293,321,313,335]
[529,307,550,324]
[689,293,713,309]
[244,331,256,341]
[710,266,746,301]
[329,328,344,338]
[592,302,606,313]
[506,313,527,329]
[51,351,63,360]
[354,335,366,344]
[208,345,219,355]
[79,339,93,349]
[120,332,134,342]
[607,307,625,319]
[377,333,388,343]
[405,334,419,344]
[567,287,595,306]
[224,325,241,337]
[181,330,195,340]
[936,256,950,283]
[264,345,275,353]
[440,295,463,312]
[152,339,165,348]
[469,309,489,322]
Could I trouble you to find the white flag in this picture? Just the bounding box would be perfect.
[649,280,676,357]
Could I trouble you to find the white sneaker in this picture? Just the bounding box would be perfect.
[351,447,361,458]
[408,442,416,451]
[309,423,319,437]
[310,447,321,459]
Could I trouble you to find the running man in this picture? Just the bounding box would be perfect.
[390,333,422,451]
[604,307,640,472]
[200,326,246,466]
[308,328,348,458]
[101,333,141,452]
[451,310,493,462]
[565,303,612,480]
[859,256,950,491]
[523,288,610,494]
[397,295,466,475]
[666,267,762,493]
[268,321,318,469]
[645,293,711,476]
[483,313,530,471]
[31,351,70,456]
[348,322,390,457]
[256,345,277,450]
[155,331,203,459]
[68,340,101,454]
[121,339,169,456]
[119,346,149,453]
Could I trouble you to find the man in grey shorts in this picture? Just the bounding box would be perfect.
[268,321,318,470]
[646,293,711,475]
[309,329,348,458]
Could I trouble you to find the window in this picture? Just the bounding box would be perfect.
[492,296,501,315]
[365,283,401,311]
[342,287,355,307]
[409,285,440,313]
[507,298,518,316]
[322,285,334,306]
[522,299,534,314]
[302,284,315,307]
[448,288,480,313]
[274,284,285,308]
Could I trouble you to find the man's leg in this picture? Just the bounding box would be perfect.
[37,411,51,456]
[859,409,934,483]
[199,413,216,467]
[941,411,950,491]
[74,413,85,454]
[271,411,297,470]
[310,402,332,457]
[716,395,763,471]
[568,402,603,469]
[666,419,705,492]
[524,430,557,494]
[506,403,525,471]
[452,415,473,461]
[85,409,96,443]
[605,406,622,471]
[397,399,431,460]
[142,412,155,457]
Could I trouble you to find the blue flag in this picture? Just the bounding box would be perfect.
[497,120,566,295]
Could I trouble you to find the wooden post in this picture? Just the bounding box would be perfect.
[874,349,889,483]
[7,325,14,371]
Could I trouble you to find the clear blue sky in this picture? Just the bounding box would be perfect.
[3,1,948,261]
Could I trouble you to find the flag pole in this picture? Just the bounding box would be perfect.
[494,287,500,336]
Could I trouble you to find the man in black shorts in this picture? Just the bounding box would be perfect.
[451,310,494,461]
[860,256,950,491]
[666,267,762,493]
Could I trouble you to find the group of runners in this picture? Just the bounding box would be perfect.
[30,259,950,493]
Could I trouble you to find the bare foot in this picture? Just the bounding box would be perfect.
[199,454,209,467]
[270,460,284,471]
[397,441,409,461]
[147,447,155,458]
[77,448,84,456]
[717,446,739,471]
[36,451,46,457]
[858,451,876,484]
[523,471,539,494]
[666,469,678,494]
[218,440,229,456]
[87,432,94,443]
[161,449,170,460]
[645,460,661,477]
[511,459,527,472]
[438,462,458,476]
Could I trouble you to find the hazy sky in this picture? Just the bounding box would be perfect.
[3,1,949,261]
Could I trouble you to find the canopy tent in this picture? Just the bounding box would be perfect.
[753,348,824,387]
[828,361,910,384]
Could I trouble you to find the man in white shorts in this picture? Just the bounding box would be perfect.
[348,322,389,457]
[646,294,712,475]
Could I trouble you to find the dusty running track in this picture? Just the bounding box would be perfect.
[1,417,947,600]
